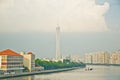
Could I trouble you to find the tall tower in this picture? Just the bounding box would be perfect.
[56,24,61,60]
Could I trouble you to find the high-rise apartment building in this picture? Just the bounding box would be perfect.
[97,52,109,64]
[85,51,110,64]
[109,51,120,64]
[85,53,92,64]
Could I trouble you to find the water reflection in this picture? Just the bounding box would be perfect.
[2,66,120,80]
[34,66,120,80]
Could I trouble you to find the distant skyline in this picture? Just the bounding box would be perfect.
[0,0,120,58]
[0,32,120,58]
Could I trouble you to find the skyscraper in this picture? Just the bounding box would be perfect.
[56,25,61,60]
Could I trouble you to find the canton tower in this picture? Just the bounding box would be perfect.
[56,24,61,60]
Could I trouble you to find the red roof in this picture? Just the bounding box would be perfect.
[0,49,21,56]
[27,52,33,55]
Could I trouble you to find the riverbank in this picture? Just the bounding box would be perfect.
[0,67,80,79]
[86,63,120,66]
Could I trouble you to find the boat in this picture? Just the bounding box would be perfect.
[89,68,93,71]
[85,67,93,71]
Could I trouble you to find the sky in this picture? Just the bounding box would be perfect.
[0,0,120,58]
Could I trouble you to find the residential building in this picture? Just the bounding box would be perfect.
[20,52,35,72]
[110,51,120,64]
[85,53,92,64]
[92,53,99,64]
[99,52,110,64]
[0,49,24,74]
[69,55,82,62]
[85,51,110,64]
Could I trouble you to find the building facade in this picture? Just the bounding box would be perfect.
[109,51,120,64]
[99,52,110,64]
[85,51,110,64]
[69,55,82,62]
[85,53,92,64]
[20,52,35,72]
[0,49,24,74]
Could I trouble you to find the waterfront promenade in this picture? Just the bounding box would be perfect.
[0,67,79,79]
[86,63,120,66]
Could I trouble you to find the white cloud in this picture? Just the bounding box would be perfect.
[0,0,109,32]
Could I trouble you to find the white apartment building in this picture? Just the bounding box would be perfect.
[20,52,35,72]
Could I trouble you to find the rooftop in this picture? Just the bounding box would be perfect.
[27,52,33,54]
[0,49,22,56]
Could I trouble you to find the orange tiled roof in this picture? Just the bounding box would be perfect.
[27,52,33,54]
[0,49,21,56]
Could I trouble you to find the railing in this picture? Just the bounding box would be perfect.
[0,67,80,79]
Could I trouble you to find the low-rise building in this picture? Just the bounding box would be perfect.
[69,55,82,62]
[35,66,44,71]
[20,52,35,72]
[0,49,24,74]
[63,55,82,62]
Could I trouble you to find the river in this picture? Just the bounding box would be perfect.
[2,65,120,80]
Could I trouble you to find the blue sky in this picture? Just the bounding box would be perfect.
[0,0,120,58]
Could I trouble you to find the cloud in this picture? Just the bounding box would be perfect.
[0,0,109,32]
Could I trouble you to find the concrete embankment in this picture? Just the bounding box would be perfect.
[0,67,80,79]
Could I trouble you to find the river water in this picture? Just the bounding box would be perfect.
[2,65,120,80]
